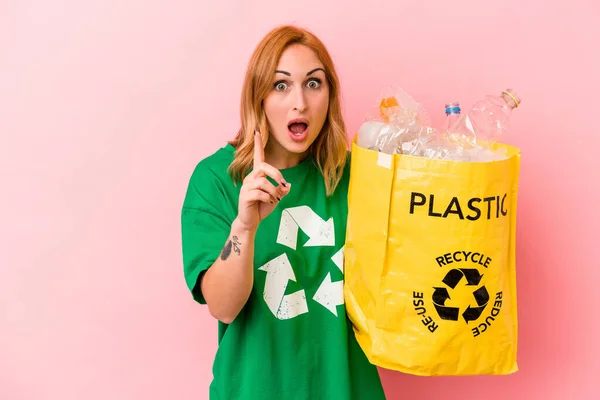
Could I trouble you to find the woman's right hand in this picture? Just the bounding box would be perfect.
[236,131,291,232]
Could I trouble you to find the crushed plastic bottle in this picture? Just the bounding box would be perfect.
[444,102,461,133]
[410,102,464,160]
[447,89,521,153]
[356,88,521,162]
[357,87,434,155]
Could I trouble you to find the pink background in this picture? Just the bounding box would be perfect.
[1,1,598,399]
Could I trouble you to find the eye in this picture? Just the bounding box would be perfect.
[306,78,322,89]
[274,81,288,92]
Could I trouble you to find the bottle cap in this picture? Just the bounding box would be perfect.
[445,102,461,114]
[502,89,521,108]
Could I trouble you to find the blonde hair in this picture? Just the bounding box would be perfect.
[228,25,348,196]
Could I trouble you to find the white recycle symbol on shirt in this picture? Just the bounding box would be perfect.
[258,206,345,320]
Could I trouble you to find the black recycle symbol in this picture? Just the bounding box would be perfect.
[432,268,489,323]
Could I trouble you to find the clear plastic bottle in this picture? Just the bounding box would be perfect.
[447,89,521,152]
[412,103,462,160]
[438,102,470,160]
[444,102,461,133]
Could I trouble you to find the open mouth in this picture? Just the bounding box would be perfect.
[288,122,308,134]
[287,118,309,142]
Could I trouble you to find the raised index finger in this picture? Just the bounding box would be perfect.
[254,131,265,168]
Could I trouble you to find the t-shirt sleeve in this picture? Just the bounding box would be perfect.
[180,163,232,304]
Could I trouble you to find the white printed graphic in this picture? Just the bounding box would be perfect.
[276,206,335,249]
[258,253,308,320]
[313,273,344,316]
[331,246,344,273]
[261,206,344,319]
[313,245,345,316]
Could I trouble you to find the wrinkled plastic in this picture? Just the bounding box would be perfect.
[447,90,521,153]
[357,87,439,156]
[356,87,519,162]
[343,136,521,376]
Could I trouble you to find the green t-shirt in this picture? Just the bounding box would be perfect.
[181,143,386,400]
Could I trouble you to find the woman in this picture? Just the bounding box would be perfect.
[181,25,386,400]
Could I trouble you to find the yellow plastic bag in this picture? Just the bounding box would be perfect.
[344,137,521,376]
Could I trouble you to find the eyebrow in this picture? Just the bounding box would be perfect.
[306,68,325,76]
[274,67,326,77]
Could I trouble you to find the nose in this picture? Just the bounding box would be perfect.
[293,87,307,113]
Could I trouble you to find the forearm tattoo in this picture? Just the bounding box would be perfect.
[220,235,241,260]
